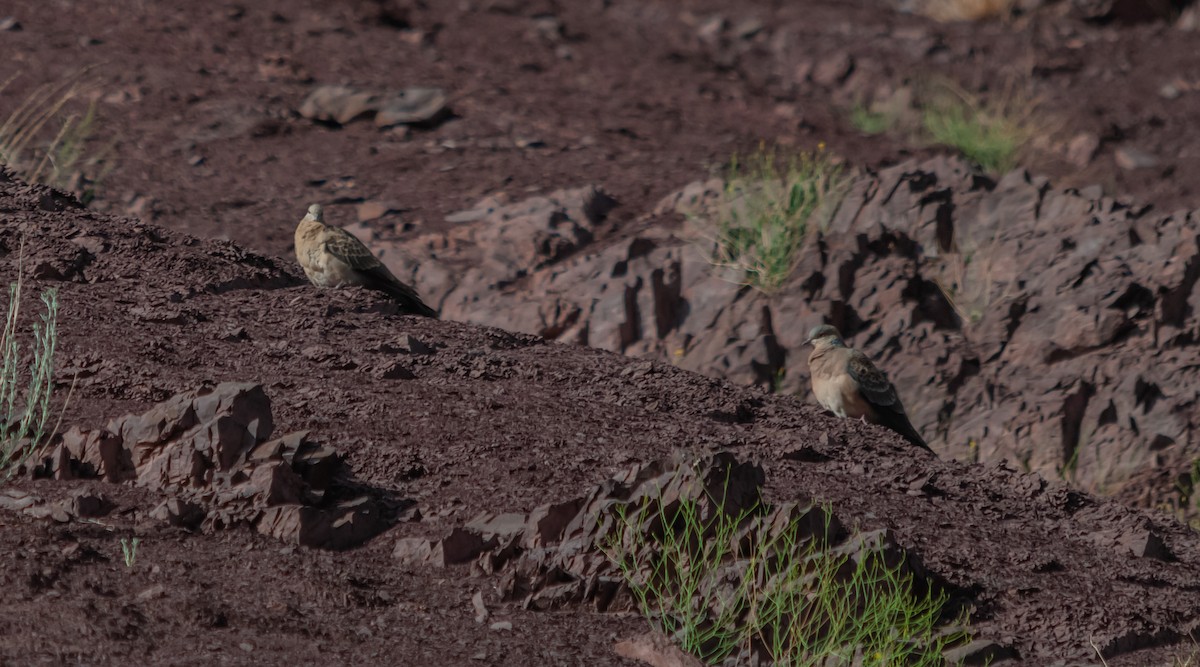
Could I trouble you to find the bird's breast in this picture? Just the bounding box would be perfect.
[810,355,875,420]
[833,374,875,420]
[813,373,871,419]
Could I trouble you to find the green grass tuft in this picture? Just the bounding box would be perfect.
[850,105,895,136]
[0,246,60,484]
[601,472,967,665]
[921,87,1032,175]
[710,147,848,292]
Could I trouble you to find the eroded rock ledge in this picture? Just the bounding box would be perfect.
[370,157,1200,502]
[11,383,388,549]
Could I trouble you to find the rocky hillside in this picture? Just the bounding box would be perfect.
[2,171,1200,664]
[360,155,1200,509]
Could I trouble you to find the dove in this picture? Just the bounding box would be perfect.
[294,204,437,317]
[805,324,932,452]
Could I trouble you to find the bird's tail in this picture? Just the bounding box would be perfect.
[897,420,933,453]
[880,408,934,454]
[380,280,438,318]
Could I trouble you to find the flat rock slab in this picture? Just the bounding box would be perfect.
[298,85,448,128]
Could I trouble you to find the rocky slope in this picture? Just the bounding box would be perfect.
[5,0,1200,514]
[3,171,1200,664]
[361,155,1200,510]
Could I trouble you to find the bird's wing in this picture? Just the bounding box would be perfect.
[322,226,387,273]
[846,349,931,451]
[322,226,438,317]
[845,350,901,410]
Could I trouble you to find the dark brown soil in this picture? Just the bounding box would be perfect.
[2,173,1200,665]
[4,0,1200,665]
[4,0,1199,256]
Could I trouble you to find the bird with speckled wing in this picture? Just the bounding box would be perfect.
[294,204,437,318]
[805,324,932,453]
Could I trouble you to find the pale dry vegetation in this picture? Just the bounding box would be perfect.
[0,71,112,202]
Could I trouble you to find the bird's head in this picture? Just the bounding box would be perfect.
[805,324,844,350]
[305,204,324,222]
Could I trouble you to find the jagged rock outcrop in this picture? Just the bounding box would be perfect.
[364,157,1200,503]
[27,382,386,549]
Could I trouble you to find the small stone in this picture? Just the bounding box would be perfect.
[0,17,21,31]
[1160,83,1181,100]
[69,489,114,518]
[614,633,705,667]
[472,591,488,624]
[126,195,154,218]
[1065,133,1100,168]
[1122,529,1172,561]
[356,200,401,223]
[942,639,1018,665]
[392,334,433,355]
[393,537,434,564]
[696,16,726,42]
[792,59,814,84]
[374,361,416,380]
[514,137,545,149]
[0,489,38,511]
[375,88,447,128]
[432,528,491,566]
[149,497,206,529]
[1114,146,1159,170]
[489,621,512,632]
[137,584,166,601]
[1178,4,1199,30]
[812,53,854,86]
[239,642,254,652]
[465,512,528,541]
[444,208,492,224]
[733,18,763,39]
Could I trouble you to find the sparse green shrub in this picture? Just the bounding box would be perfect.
[601,475,966,665]
[921,85,1033,175]
[0,73,112,202]
[709,147,848,292]
[850,105,895,136]
[0,252,60,484]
